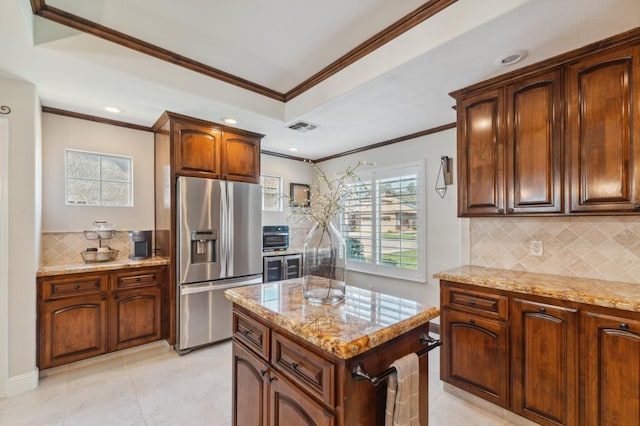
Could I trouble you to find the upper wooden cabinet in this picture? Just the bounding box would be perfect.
[155,111,263,183]
[457,70,562,216]
[567,45,640,213]
[222,131,261,183]
[174,119,222,178]
[453,31,640,217]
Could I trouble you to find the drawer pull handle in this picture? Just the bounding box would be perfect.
[260,369,267,377]
[498,208,504,214]
[539,307,546,313]
[136,277,141,282]
[268,376,277,383]
[620,323,630,330]
[507,208,514,214]
[74,285,80,290]
[291,362,299,370]
[469,300,475,305]
[469,319,475,325]
[242,329,251,337]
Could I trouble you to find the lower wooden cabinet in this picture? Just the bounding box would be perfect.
[233,341,269,426]
[441,280,640,426]
[511,299,578,426]
[41,292,108,367]
[582,311,640,426]
[269,368,334,426]
[38,265,166,369]
[441,309,509,407]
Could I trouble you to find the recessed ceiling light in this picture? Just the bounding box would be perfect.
[494,49,529,66]
[104,106,121,113]
[222,117,237,125]
[288,147,299,152]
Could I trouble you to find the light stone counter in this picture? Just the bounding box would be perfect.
[37,256,170,277]
[434,265,640,313]
[225,278,439,359]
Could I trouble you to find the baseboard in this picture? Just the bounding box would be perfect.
[7,368,39,397]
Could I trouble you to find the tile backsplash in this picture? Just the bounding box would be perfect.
[470,216,640,284]
[41,231,130,266]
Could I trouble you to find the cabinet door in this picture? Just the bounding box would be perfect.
[40,293,107,369]
[264,256,285,282]
[109,286,162,351]
[457,88,505,216]
[441,309,509,407]
[511,299,578,426]
[506,69,563,214]
[269,371,334,426]
[284,255,302,280]
[233,341,269,426]
[174,120,222,177]
[222,132,261,183]
[567,45,640,213]
[582,311,640,425]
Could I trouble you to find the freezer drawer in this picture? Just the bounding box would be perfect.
[177,275,262,352]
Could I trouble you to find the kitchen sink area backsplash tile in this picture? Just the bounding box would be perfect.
[41,232,130,266]
[470,217,640,284]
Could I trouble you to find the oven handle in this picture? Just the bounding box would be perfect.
[180,276,263,295]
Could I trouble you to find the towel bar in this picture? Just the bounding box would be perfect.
[351,333,441,385]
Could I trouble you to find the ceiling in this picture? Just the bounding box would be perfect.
[1,0,639,160]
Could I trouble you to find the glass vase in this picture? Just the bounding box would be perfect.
[302,221,346,304]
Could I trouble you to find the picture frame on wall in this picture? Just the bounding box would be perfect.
[290,183,310,207]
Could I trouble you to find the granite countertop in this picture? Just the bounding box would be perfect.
[37,256,171,277]
[225,279,439,359]
[434,265,640,313]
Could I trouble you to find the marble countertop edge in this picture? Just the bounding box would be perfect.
[37,256,171,277]
[434,266,640,314]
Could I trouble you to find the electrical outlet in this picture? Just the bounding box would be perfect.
[529,240,543,256]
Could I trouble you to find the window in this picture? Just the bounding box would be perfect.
[260,175,282,211]
[65,149,133,207]
[340,162,424,281]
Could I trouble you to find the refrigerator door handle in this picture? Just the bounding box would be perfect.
[180,275,262,296]
[227,182,234,276]
[219,181,228,277]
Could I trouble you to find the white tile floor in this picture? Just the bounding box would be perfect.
[0,341,532,426]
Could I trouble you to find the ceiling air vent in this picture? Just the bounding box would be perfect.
[287,121,318,133]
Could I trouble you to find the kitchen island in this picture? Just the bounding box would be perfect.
[224,279,439,426]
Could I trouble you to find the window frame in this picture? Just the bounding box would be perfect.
[341,161,426,282]
[65,148,134,207]
[260,174,283,212]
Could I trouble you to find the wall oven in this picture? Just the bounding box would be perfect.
[262,225,289,251]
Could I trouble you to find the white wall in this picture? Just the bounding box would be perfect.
[41,114,155,232]
[260,154,314,247]
[319,129,463,309]
[0,76,40,396]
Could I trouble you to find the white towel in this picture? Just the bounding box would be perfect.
[385,352,420,426]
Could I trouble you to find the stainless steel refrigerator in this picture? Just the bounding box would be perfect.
[176,176,262,352]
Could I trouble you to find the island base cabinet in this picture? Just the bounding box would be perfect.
[233,341,268,426]
[582,311,640,425]
[232,341,334,426]
[511,299,578,426]
[441,309,509,408]
[269,371,334,426]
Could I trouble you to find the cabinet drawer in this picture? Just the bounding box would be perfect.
[233,310,270,360]
[112,268,161,290]
[42,274,106,299]
[443,283,507,320]
[272,331,334,406]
